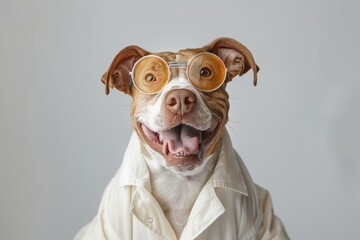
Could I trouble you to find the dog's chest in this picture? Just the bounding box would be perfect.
[151,171,205,209]
[149,170,210,236]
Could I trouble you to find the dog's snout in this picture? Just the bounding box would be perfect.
[165,89,197,115]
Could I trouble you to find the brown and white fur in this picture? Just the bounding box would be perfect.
[101,37,259,237]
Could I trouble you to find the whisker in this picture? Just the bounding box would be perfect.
[114,104,131,107]
[228,119,246,125]
[229,96,241,100]
[118,127,133,135]
[226,123,238,134]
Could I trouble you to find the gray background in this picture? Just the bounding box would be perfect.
[1,0,359,239]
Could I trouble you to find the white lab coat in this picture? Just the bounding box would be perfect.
[75,130,289,240]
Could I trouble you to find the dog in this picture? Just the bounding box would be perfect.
[75,37,289,240]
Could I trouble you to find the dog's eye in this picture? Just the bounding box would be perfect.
[200,67,212,77]
[145,73,156,82]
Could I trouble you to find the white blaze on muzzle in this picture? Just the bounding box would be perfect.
[136,77,213,133]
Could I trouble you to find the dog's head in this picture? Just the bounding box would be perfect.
[101,37,259,175]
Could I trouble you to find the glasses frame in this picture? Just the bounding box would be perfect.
[130,52,227,95]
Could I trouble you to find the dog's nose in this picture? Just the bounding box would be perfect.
[165,89,197,115]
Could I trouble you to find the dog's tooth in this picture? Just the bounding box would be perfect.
[159,132,163,143]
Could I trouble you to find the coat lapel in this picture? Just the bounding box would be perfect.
[180,184,225,239]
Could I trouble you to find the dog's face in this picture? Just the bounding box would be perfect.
[102,38,259,175]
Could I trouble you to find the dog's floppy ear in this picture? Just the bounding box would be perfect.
[204,37,259,86]
[101,46,150,95]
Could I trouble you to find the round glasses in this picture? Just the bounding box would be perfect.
[130,52,227,94]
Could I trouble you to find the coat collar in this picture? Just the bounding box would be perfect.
[117,128,248,196]
[208,129,248,196]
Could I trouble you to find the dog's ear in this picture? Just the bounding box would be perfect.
[204,37,259,86]
[101,45,150,95]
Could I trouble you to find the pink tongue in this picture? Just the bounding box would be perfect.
[162,125,201,156]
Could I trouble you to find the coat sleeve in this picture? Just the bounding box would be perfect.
[74,185,112,240]
[74,215,107,240]
[255,185,290,240]
[74,177,132,240]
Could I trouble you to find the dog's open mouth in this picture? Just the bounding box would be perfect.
[138,120,218,165]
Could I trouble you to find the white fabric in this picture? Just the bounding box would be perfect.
[75,130,289,240]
